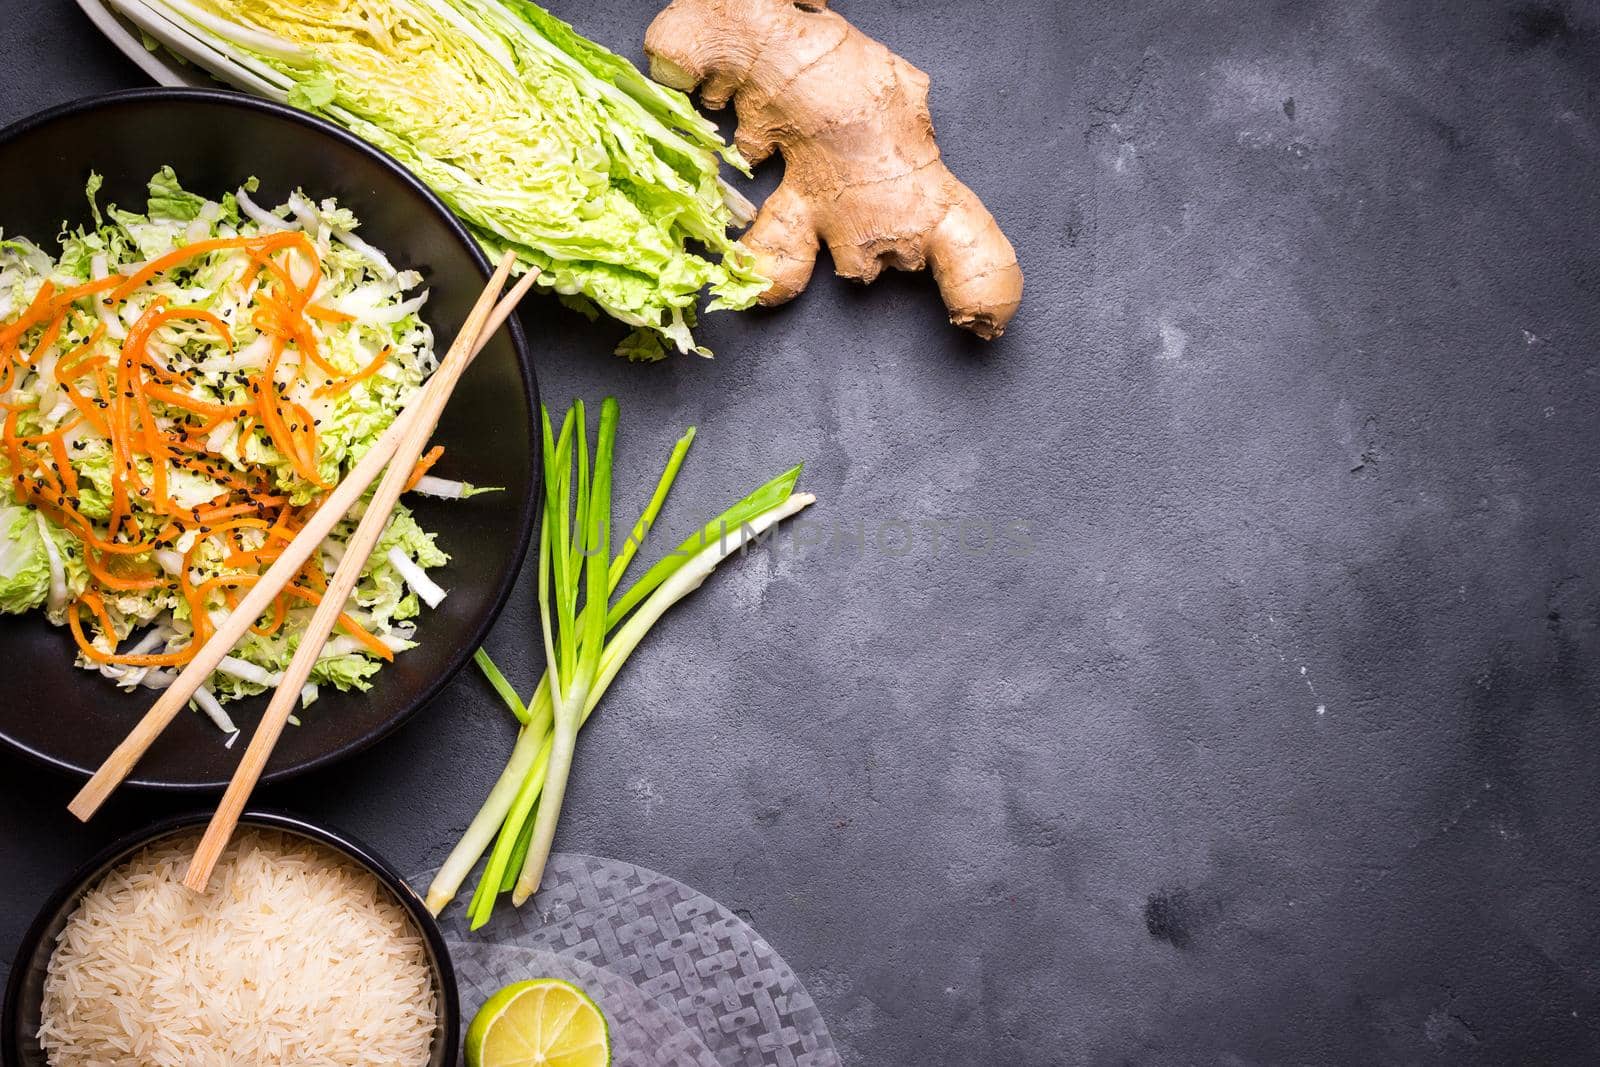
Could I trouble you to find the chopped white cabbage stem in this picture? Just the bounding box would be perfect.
[191,687,239,735]
[333,228,398,278]
[34,513,68,618]
[387,547,447,608]
[411,475,465,499]
[234,186,292,230]
[216,655,284,688]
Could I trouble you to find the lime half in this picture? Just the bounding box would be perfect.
[465,978,611,1067]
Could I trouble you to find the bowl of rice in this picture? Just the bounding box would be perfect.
[2,810,458,1066]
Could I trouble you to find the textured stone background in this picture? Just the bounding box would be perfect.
[4,1,1600,1063]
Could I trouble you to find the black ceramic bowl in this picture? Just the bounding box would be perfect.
[0,89,538,788]
[1,810,460,1066]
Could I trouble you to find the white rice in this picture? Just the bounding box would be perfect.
[39,830,437,1066]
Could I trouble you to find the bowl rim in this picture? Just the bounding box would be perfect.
[0,86,540,790]
[1,808,462,1066]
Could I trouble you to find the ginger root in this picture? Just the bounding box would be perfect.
[645,0,1023,339]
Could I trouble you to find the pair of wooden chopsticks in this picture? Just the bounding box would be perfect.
[66,251,536,892]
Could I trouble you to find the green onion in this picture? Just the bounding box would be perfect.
[515,396,617,904]
[473,648,528,726]
[425,403,813,924]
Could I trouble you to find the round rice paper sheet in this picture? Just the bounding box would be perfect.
[411,852,839,1067]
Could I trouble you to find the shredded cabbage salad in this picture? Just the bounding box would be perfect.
[0,169,468,736]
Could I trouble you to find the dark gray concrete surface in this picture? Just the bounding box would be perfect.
[4,1,1600,1063]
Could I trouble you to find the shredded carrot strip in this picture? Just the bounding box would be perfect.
[68,601,197,666]
[255,253,300,303]
[299,555,328,591]
[143,382,243,419]
[305,304,354,323]
[55,500,156,555]
[24,311,66,367]
[292,318,340,377]
[178,543,211,646]
[286,399,321,478]
[314,345,391,398]
[257,594,289,636]
[47,436,78,497]
[120,302,173,512]
[204,516,269,534]
[0,282,56,345]
[81,547,163,591]
[406,445,445,492]
[283,583,394,661]
[224,548,271,570]
[112,300,166,503]
[196,502,262,524]
[110,231,307,301]
[257,284,341,379]
[255,334,320,483]
[79,590,118,641]
[60,384,111,437]
[1,408,34,484]
[54,326,108,383]
[50,275,121,306]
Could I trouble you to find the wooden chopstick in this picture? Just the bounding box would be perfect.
[68,253,534,823]
[183,257,537,891]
